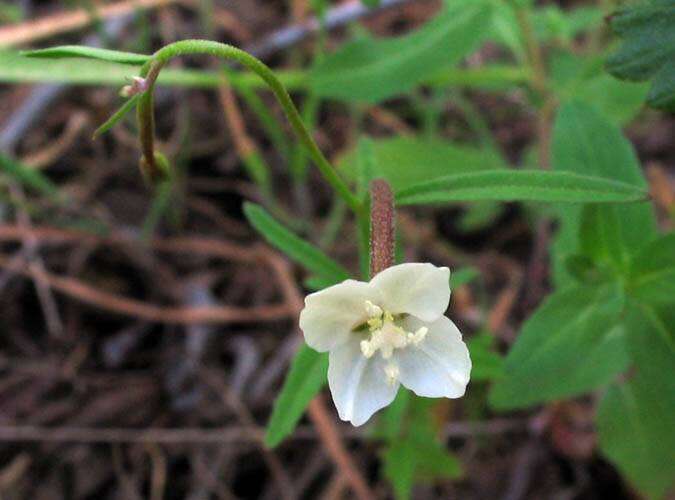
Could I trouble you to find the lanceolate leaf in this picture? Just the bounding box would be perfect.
[396,170,648,206]
[597,303,675,499]
[243,203,350,284]
[551,101,657,286]
[22,45,151,65]
[0,153,60,198]
[340,136,506,230]
[339,137,506,193]
[647,60,675,109]
[605,0,675,110]
[628,234,675,306]
[265,344,328,447]
[549,50,648,125]
[93,94,141,139]
[467,334,504,382]
[310,1,491,102]
[1,50,305,90]
[380,395,461,500]
[579,205,632,273]
[449,266,479,289]
[489,285,629,410]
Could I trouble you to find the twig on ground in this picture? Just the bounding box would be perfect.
[20,111,89,169]
[0,253,293,324]
[0,0,176,48]
[201,369,296,500]
[247,0,416,58]
[6,184,64,338]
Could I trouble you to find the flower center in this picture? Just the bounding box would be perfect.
[359,301,428,385]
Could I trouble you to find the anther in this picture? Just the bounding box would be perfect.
[360,340,375,358]
[364,300,383,318]
[406,326,428,345]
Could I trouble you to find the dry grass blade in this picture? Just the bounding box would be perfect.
[0,0,177,48]
[0,254,293,324]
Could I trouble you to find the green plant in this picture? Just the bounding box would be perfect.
[7,0,673,497]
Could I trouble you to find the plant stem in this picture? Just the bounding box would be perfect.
[369,178,395,277]
[357,208,370,280]
[135,39,360,212]
[513,4,546,99]
[512,2,554,169]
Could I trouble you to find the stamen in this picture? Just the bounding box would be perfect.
[364,300,383,318]
[381,344,394,359]
[384,363,399,385]
[360,340,375,358]
[359,304,428,363]
[407,326,428,345]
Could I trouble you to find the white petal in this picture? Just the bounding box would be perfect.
[328,337,399,426]
[396,316,471,398]
[299,279,380,352]
[370,263,450,322]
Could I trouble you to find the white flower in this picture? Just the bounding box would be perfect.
[299,263,471,426]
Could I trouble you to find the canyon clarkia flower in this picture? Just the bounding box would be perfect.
[299,263,471,426]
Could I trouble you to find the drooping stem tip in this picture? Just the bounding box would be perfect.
[132,40,359,210]
[369,178,395,277]
[136,60,165,183]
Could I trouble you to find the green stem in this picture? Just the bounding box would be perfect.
[513,4,547,99]
[136,39,360,212]
[319,198,347,249]
[357,208,370,281]
[511,2,554,169]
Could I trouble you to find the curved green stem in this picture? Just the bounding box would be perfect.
[136,39,361,213]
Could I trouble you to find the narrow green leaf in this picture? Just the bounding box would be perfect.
[141,180,175,240]
[551,101,657,287]
[240,150,271,188]
[381,396,461,500]
[490,3,601,59]
[22,45,150,65]
[0,153,60,198]
[383,440,418,500]
[449,266,479,289]
[605,0,675,111]
[93,94,141,139]
[303,274,339,291]
[397,170,648,206]
[243,202,350,283]
[341,137,507,233]
[310,1,491,102]
[597,303,675,499]
[489,285,629,410]
[628,234,675,306]
[0,50,305,91]
[356,138,377,200]
[579,205,632,272]
[467,334,504,382]
[339,137,506,194]
[265,344,328,447]
[428,65,531,91]
[563,254,609,286]
[374,390,412,442]
[458,201,502,231]
[647,59,675,111]
[549,50,648,125]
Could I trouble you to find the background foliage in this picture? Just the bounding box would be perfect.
[0,0,673,498]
